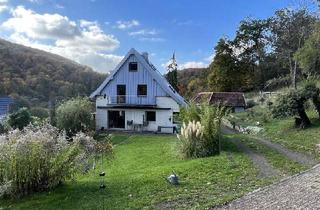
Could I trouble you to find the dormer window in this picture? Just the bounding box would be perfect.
[129,62,138,72]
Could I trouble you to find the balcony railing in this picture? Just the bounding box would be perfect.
[99,95,156,106]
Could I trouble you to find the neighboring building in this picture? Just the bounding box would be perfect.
[0,96,14,122]
[193,92,246,112]
[90,48,187,133]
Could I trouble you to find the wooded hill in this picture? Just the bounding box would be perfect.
[0,38,106,110]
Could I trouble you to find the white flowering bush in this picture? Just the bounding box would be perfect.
[177,121,205,158]
[0,124,96,198]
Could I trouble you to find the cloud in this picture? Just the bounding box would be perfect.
[0,0,9,13]
[3,6,80,39]
[55,4,64,9]
[129,29,157,36]
[115,19,139,30]
[179,61,208,69]
[129,28,164,42]
[0,5,8,12]
[139,37,165,42]
[2,6,121,73]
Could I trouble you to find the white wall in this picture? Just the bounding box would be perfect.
[156,97,180,112]
[96,108,108,130]
[95,108,174,132]
[234,107,245,113]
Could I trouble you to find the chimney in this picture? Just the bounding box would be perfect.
[142,52,149,63]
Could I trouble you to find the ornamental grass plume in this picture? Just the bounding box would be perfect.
[177,121,204,158]
[0,123,97,198]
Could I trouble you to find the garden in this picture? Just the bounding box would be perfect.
[0,98,276,209]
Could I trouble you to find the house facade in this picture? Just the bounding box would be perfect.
[90,48,187,133]
[0,96,13,122]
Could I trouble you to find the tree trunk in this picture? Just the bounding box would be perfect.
[297,108,311,128]
[293,60,297,89]
[312,96,320,119]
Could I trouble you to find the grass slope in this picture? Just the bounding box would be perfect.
[1,134,272,210]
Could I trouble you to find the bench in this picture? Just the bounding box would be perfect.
[157,126,176,134]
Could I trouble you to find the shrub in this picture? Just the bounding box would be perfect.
[272,90,311,128]
[302,81,320,118]
[7,107,32,130]
[0,124,96,198]
[179,103,201,123]
[56,97,94,136]
[30,107,49,119]
[177,104,227,158]
[177,121,204,158]
[246,99,256,108]
[200,105,227,156]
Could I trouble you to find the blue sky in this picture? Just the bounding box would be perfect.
[0,0,300,73]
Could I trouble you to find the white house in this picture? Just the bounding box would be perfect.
[90,48,187,133]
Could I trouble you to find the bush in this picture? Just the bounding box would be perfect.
[0,124,96,198]
[177,104,227,158]
[7,107,32,130]
[179,103,201,123]
[30,107,49,119]
[271,90,311,128]
[246,99,256,108]
[56,97,93,136]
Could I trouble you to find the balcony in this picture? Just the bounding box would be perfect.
[96,95,156,107]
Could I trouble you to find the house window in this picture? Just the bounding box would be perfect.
[129,62,138,71]
[137,84,147,96]
[146,111,156,121]
[173,112,180,124]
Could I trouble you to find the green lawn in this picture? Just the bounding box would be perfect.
[232,106,320,158]
[1,134,272,210]
[262,111,320,158]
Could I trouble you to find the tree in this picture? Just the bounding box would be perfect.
[233,18,271,88]
[165,53,179,91]
[270,8,316,89]
[56,97,93,136]
[302,81,320,118]
[295,23,320,76]
[207,38,240,92]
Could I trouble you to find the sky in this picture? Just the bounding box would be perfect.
[0,0,307,74]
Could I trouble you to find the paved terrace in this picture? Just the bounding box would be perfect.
[213,164,320,210]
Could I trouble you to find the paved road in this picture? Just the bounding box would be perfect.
[212,164,320,210]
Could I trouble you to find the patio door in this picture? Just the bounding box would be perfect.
[108,110,125,129]
[117,85,126,104]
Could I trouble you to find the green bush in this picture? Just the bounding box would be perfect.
[179,103,201,123]
[0,124,96,198]
[7,107,32,130]
[56,97,94,136]
[177,104,227,158]
[30,107,49,119]
[271,90,311,128]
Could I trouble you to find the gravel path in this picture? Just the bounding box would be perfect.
[229,138,280,178]
[212,164,320,210]
[251,136,317,167]
[222,126,279,178]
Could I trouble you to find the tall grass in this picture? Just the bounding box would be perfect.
[0,124,96,198]
[177,104,227,158]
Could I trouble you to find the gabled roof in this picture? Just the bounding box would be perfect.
[193,92,246,107]
[90,48,187,106]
